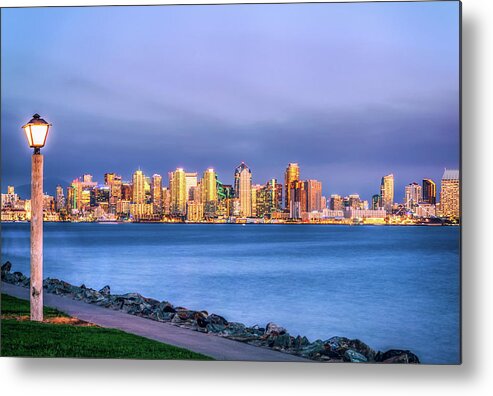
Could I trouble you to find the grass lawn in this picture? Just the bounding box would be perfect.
[0,294,213,360]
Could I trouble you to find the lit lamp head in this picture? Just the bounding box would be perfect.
[22,113,51,154]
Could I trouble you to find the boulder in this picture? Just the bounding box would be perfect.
[99,285,111,296]
[1,261,12,277]
[265,322,287,335]
[377,349,420,364]
[344,349,368,363]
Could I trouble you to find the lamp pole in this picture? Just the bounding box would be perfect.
[31,148,44,321]
[22,114,51,322]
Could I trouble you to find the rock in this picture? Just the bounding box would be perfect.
[265,322,287,335]
[1,261,12,277]
[377,350,420,364]
[344,349,368,363]
[99,285,111,296]
[324,336,376,361]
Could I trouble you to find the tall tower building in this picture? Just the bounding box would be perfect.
[234,162,252,217]
[170,168,187,216]
[151,174,163,213]
[132,169,145,204]
[330,194,344,211]
[422,179,437,205]
[202,169,218,203]
[284,163,300,210]
[55,185,65,212]
[185,172,198,202]
[404,182,422,210]
[306,180,322,212]
[440,169,460,218]
[380,174,394,214]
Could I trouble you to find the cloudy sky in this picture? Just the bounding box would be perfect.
[1,1,460,201]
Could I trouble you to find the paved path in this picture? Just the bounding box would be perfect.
[1,282,309,362]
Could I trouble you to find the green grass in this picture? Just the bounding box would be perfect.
[1,294,213,360]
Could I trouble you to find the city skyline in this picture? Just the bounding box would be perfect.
[2,2,460,200]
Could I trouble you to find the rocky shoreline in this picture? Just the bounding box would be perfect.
[1,261,420,363]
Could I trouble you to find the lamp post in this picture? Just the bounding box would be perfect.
[22,114,51,322]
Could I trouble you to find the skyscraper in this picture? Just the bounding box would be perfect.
[440,169,460,218]
[202,168,218,218]
[151,174,163,213]
[55,185,65,212]
[170,168,187,216]
[306,180,322,212]
[234,162,252,217]
[404,182,422,210]
[422,179,437,205]
[330,194,344,211]
[132,169,145,204]
[380,174,394,214]
[185,172,198,202]
[284,163,300,210]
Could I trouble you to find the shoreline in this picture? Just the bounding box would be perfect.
[1,261,420,364]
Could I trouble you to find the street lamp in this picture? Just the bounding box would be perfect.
[22,113,51,321]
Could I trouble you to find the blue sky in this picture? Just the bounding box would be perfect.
[1,1,460,201]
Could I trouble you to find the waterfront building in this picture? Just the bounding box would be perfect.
[371,194,380,210]
[120,182,132,201]
[104,173,122,213]
[185,172,198,202]
[414,203,436,218]
[151,174,163,214]
[440,169,460,219]
[43,194,55,212]
[321,196,327,210]
[90,185,110,209]
[329,194,344,211]
[306,180,322,212]
[130,203,154,220]
[380,174,394,214]
[202,169,218,218]
[251,184,263,217]
[347,194,361,210]
[234,162,252,217]
[322,209,345,219]
[422,179,437,205]
[170,168,187,216]
[289,180,306,219]
[132,169,146,204]
[284,163,300,210]
[1,186,19,209]
[116,200,131,215]
[404,182,422,210]
[162,187,171,215]
[256,179,282,218]
[186,202,204,222]
[344,208,387,219]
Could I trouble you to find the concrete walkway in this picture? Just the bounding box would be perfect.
[1,282,308,362]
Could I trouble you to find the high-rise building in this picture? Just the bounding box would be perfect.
[162,187,171,215]
[55,185,65,212]
[185,172,198,202]
[234,162,252,217]
[202,169,218,218]
[289,180,306,219]
[105,173,122,212]
[380,174,394,214]
[422,179,437,205]
[132,169,146,204]
[347,194,361,210]
[257,179,283,218]
[371,194,380,210]
[284,163,300,210]
[330,194,344,211]
[121,182,132,201]
[306,180,322,212]
[170,168,187,216]
[404,182,422,210]
[440,169,460,218]
[151,174,163,214]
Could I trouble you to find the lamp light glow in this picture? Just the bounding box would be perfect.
[22,114,51,150]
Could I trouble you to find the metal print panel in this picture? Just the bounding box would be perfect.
[0,1,461,364]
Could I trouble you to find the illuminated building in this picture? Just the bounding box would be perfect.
[234,162,252,217]
[415,203,436,218]
[104,173,122,213]
[380,174,394,214]
[202,168,218,218]
[185,172,198,202]
[321,196,327,210]
[440,169,460,218]
[170,168,187,216]
[306,180,322,212]
[121,182,132,201]
[43,195,55,212]
[330,194,344,211]
[132,169,146,204]
[116,200,131,215]
[284,163,300,210]
[422,179,437,205]
[289,180,306,219]
[162,187,171,215]
[344,208,387,219]
[90,185,110,209]
[130,203,154,220]
[251,184,263,217]
[257,179,283,218]
[151,174,163,214]
[404,182,422,210]
[186,202,204,222]
[371,194,380,210]
[69,176,97,211]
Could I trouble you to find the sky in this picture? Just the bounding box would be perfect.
[1,1,460,202]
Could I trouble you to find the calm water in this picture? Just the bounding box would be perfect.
[1,223,460,363]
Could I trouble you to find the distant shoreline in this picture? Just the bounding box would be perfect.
[1,220,460,227]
